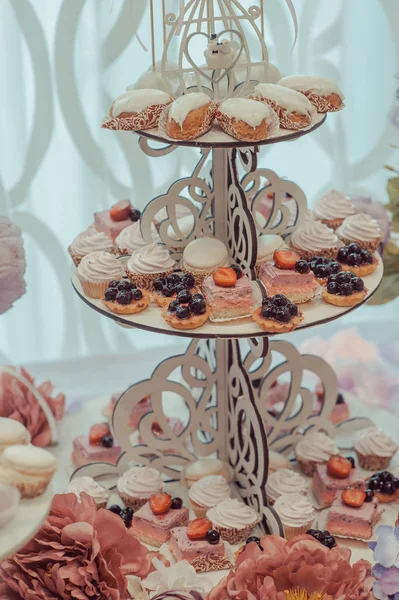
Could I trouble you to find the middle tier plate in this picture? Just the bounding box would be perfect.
[71,255,383,339]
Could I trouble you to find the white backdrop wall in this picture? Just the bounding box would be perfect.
[0,0,398,364]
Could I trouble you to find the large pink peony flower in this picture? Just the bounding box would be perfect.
[0,367,65,447]
[209,534,374,600]
[0,217,26,315]
[0,493,164,600]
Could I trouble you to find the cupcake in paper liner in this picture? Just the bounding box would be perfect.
[266,468,308,505]
[312,189,355,230]
[216,98,280,142]
[353,426,398,471]
[273,492,315,541]
[159,92,217,141]
[181,237,229,286]
[188,475,231,518]
[249,83,315,130]
[206,498,260,544]
[102,88,173,131]
[66,476,110,510]
[114,221,160,256]
[68,225,113,266]
[116,466,163,510]
[181,458,234,488]
[279,75,345,113]
[288,219,342,261]
[77,250,125,299]
[295,431,338,476]
[337,213,382,252]
[126,243,175,291]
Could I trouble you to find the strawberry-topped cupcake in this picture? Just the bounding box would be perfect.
[258,250,319,304]
[322,271,367,307]
[162,290,210,331]
[152,271,197,308]
[253,293,304,334]
[337,243,378,277]
[131,492,189,547]
[202,265,257,322]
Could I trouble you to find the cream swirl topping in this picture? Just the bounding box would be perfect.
[354,427,398,458]
[70,226,113,256]
[266,468,308,502]
[295,431,338,463]
[290,220,339,252]
[338,213,381,242]
[313,189,355,221]
[273,492,315,527]
[67,476,110,504]
[127,243,175,274]
[117,466,163,498]
[78,251,125,281]
[188,475,231,508]
[115,222,160,253]
[206,498,259,529]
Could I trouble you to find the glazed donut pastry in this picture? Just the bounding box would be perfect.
[217,98,279,142]
[322,271,367,307]
[253,294,304,333]
[162,291,210,330]
[164,92,215,140]
[278,75,345,113]
[104,89,172,130]
[250,83,314,130]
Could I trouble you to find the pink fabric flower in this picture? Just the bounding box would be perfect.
[0,367,65,447]
[0,493,164,600]
[0,217,26,315]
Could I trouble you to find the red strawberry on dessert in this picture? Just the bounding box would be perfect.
[342,488,366,508]
[150,493,172,515]
[213,267,237,288]
[89,423,111,446]
[187,518,213,540]
[273,249,301,270]
[110,200,131,222]
[327,455,353,479]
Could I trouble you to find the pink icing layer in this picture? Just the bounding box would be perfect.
[94,210,132,241]
[72,434,121,466]
[259,262,316,295]
[327,496,381,540]
[170,527,224,561]
[133,502,189,528]
[203,274,254,311]
[312,463,365,508]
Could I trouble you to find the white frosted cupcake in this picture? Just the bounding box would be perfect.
[68,225,113,266]
[312,189,355,230]
[77,250,125,298]
[181,458,234,488]
[266,468,308,505]
[0,444,56,498]
[273,492,315,540]
[188,474,231,517]
[126,243,175,290]
[289,219,341,260]
[182,237,229,285]
[295,431,338,476]
[116,466,163,509]
[354,427,398,471]
[114,221,160,255]
[67,476,110,509]
[337,213,381,251]
[0,417,31,453]
[206,498,260,544]
[256,234,286,271]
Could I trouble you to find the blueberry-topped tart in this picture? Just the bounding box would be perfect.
[102,278,151,314]
[252,294,304,333]
[336,243,377,277]
[366,471,399,504]
[322,271,367,307]
[152,272,197,307]
[163,291,210,330]
[308,255,342,284]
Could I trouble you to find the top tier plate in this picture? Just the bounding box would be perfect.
[135,113,326,149]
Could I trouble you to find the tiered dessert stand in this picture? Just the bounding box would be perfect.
[71,0,381,538]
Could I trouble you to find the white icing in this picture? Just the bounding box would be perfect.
[169,92,210,127]
[252,83,314,115]
[273,493,315,528]
[67,476,110,504]
[313,190,355,221]
[115,222,160,253]
[219,98,273,128]
[127,243,175,274]
[111,89,172,117]
[266,468,308,503]
[337,213,381,242]
[257,234,285,261]
[188,474,231,508]
[206,498,258,529]
[117,466,163,498]
[290,220,339,252]
[70,226,113,256]
[0,418,31,448]
[78,251,125,282]
[167,215,195,241]
[183,237,228,270]
[186,458,226,480]
[354,427,398,458]
[2,444,56,474]
[278,75,344,99]
[295,432,338,463]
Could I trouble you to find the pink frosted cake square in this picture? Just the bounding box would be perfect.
[312,463,365,508]
[72,435,121,467]
[327,495,382,540]
[131,502,189,547]
[259,262,318,304]
[202,273,256,321]
[169,526,233,573]
[94,210,132,240]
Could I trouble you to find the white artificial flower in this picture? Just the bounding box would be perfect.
[142,557,212,598]
[127,575,149,600]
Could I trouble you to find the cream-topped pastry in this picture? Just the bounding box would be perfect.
[169,92,210,127]
[77,250,125,298]
[115,221,160,255]
[266,468,308,504]
[219,98,274,128]
[183,458,233,487]
[337,213,381,251]
[289,219,341,260]
[0,417,31,453]
[354,427,398,471]
[0,444,56,498]
[279,75,344,99]
[126,243,175,290]
[313,189,354,228]
[182,237,229,285]
[69,226,113,266]
[117,466,163,509]
[256,234,286,266]
[165,92,214,141]
[67,476,110,508]
[189,474,231,517]
[295,431,338,476]
[252,83,314,115]
[217,98,279,141]
[111,89,172,118]
[206,498,259,543]
[273,492,315,539]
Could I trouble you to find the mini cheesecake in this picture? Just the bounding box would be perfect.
[327,491,382,540]
[94,200,140,241]
[312,457,364,508]
[258,251,319,304]
[131,494,189,547]
[202,266,256,321]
